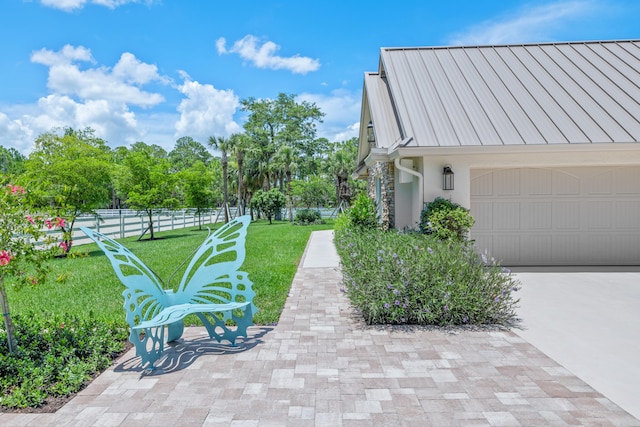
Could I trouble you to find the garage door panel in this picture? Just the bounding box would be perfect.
[523,201,552,230]
[586,170,612,195]
[521,234,552,263]
[470,201,493,230]
[554,201,581,230]
[522,168,552,195]
[615,234,640,263]
[583,201,612,229]
[493,202,520,230]
[494,169,520,195]
[471,166,640,266]
[471,171,493,196]
[615,201,640,229]
[581,234,613,263]
[615,168,640,194]
[553,235,582,264]
[493,235,520,263]
[553,170,580,195]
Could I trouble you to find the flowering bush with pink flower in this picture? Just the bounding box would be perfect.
[0,183,63,352]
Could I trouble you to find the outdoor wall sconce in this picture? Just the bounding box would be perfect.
[443,165,454,190]
[367,120,375,144]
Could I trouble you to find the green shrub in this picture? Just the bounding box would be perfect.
[250,189,286,224]
[294,209,324,225]
[347,192,378,230]
[0,314,127,409]
[420,197,475,241]
[334,226,519,326]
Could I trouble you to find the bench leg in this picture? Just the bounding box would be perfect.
[166,320,184,343]
[130,326,164,369]
[196,305,253,345]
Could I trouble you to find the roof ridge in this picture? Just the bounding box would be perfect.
[381,39,640,52]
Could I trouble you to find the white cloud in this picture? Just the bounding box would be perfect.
[31,46,166,106]
[39,0,153,12]
[448,0,600,45]
[216,35,320,75]
[300,89,361,142]
[175,72,241,142]
[0,44,177,152]
[0,112,36,154]
[0,44,245,153]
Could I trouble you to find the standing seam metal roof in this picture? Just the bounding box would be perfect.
[371,40,640,149]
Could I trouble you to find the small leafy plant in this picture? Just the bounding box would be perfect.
[294,209,324,225]
[347,192,378,230]
[420,197,475,241]
[0,314,127,409]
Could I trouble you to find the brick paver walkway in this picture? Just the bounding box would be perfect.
[1,231,638,426]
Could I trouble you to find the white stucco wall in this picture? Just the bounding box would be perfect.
[392,144,640,230]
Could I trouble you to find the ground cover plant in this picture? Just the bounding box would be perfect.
[334,214,520,326]
[0,315,127,410]
[1,218,333,410]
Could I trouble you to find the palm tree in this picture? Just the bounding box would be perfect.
[327,139,357,212]
[274,145,298,221]
[208,136,231,223]
[229,133,249,216]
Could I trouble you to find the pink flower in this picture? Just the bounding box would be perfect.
[55,217,66,228]
[45,219,53,229]
[59,241,68,252]
[10,185,24,194]
[0,250,12,266]
[26,215,35,225]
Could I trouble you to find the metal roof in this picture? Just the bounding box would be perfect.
[366,40,640,151]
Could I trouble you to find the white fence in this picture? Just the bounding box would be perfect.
[67,207,337,246]
[69,209,233,246]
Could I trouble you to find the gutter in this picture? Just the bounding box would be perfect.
[394,158,424,210]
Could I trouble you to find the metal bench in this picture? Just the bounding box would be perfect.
[80,215,256,369]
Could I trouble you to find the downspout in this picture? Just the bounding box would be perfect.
[394,158,424,213]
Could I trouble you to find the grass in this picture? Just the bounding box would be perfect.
[1,218,333,409]
[6,219,334,327]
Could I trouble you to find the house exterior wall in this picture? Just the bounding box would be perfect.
[392,145,640,231]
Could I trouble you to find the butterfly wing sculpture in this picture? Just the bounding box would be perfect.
[80,215,256,368]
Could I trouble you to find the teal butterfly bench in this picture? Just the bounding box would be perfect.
[80,215,257,369]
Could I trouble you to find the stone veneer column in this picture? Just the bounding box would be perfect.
[367,161,395,230]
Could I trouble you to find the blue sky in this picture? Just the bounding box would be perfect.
[1,0,639,154]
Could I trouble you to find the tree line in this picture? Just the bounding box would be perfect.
[0,93,363,250]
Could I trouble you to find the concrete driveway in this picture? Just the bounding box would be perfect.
[512,267,640,420]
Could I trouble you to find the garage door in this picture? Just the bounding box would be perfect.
[470,167,640,266]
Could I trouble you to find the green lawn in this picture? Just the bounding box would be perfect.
[6,219,334,326]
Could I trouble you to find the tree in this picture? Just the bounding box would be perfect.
[250,189,286,224]
[168,136,212,172]
[0,183,58,353]
[0,146,26,177]
[291,177,333,209]
[327,138,359,210]
[22,127,112,253]
[241,93,325,189]
[130,141,168,159]
[115,143,178,240]
[228,133,249,216]
[273,145,298,221]
[208,136,232,223]
[180,161,217,230]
